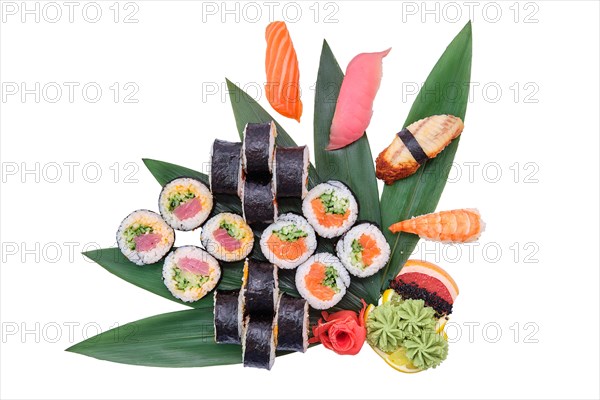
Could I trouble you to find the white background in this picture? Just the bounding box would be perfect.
[1,1,599,399]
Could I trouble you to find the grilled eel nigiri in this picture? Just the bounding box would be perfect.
[375,115,464,185]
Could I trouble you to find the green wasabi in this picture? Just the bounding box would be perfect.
[403,331,448,370]
[366,301,404,353]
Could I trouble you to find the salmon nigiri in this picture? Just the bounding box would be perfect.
[265,21,303,122]
[327,48,390,150]
[389,209,484,243]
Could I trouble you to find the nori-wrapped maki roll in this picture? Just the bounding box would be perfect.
[273,145,309,198]
[242,315,277,370]
[213,289,242,344]
[242,122,276,176]
[241,259,278,315]
[210,139,242,196]
[276,294,309,352]
[241,177,277,225]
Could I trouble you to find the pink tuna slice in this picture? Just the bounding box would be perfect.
[173,197,202,220]
[134,233,162,252]
[327,48,391,150]
[213,228,241,251]
[178,257,210,275]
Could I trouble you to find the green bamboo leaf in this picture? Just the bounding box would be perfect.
[83,248,244,308]
[66,308,242,368]
[225,79,320,189]
[379,22,473,290]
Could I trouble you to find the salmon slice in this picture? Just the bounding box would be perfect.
[304,262,335,301]
[358,234,381,266]
[266,234,307,261]
[265,21,303,122]
[310,198,350,228]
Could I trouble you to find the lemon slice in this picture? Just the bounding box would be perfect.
[381,288,396,303]
[370,344,422,374]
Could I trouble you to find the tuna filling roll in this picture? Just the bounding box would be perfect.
[214,290,242,344]
[242,121,276,176]
[241,178,277,225]
[241,259,278,315]
[274,145,309,198]
[116,210,175,266]
[335,222,391,278]
[210,139,242,196]
[201,213,254,262]
[158,177,213,231]
[242,315,277,370]
[276,294,309,352]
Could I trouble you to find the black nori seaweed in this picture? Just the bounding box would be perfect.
[275,146,307,198]
[276,294,307,352]
[214,290,241,344]
[390,279,453,317]
[243,178,276,225]
[397,128,429,165]
[244,122,274,176]
[242,259,278,315]
[211,140,242,195]
[243,315,275,370]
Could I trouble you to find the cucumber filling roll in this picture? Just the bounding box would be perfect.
[159,177,213,231]
[241,177,278,225]
[276,294,309,352]
[242,315,277,370]
[117,210,175,266]
[210,139,242,196]
[295,253,351,310]
[336,222,391,277]
[214,289,242,344]
[240,259,279,315]
[260,213,316,269]
[201,213,254,262]
[302,181,358,238]
[273,145,309,198]
[162,246,221,302]
[242,121,276,176]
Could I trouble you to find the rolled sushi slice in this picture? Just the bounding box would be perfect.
[302,181,358,238]
[117,210,175,266]
[260,213,316,269]
[158,177,213,231]
[242,314,277,370]
[276,294,309,352]
[336,222,391,277]
[242,121,276,176]
[214,289,243,344]
[295,253,351,310]
[273,145,309,198]
[201,213,254,262]
[210,139,242,196]
[162,246,221,302]
[242,177,278,225]
[240,259,279,315]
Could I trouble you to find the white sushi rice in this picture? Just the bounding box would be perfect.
[302,180,358,238]
[159,177,213,231]
[162,246,221,302]
[336,222,391,277]
[260,213,317,269]
[201,213,254,262]
[116,210,175,266]
[295,252,351,310]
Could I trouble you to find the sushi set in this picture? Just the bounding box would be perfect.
[74,21,479,374]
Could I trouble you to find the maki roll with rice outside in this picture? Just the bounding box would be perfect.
[273,145,309,198]
[302,181,358,238]
[336,222,391,277]
[242,121,276,176]
[162,246,221,302]
[201,213,254,262]
[210,139,242,196]
[260,213,316,269]
[158,177,213,231]
[117,210,175,266]
[295,253,350,310]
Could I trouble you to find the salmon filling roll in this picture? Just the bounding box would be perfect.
[260,213,316,269]
[336,222,391,277]
[302,181,358,238]
[295,253,350,310]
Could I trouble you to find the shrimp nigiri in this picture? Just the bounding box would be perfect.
[389,209,484,243]
[265,21,303,122]
[327,48,391,150]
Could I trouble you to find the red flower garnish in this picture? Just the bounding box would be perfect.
[308,299,367,355]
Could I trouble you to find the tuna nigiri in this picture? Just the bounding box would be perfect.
[389,209,484,243]
[265,21,303,122]
[327,48,391,150]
